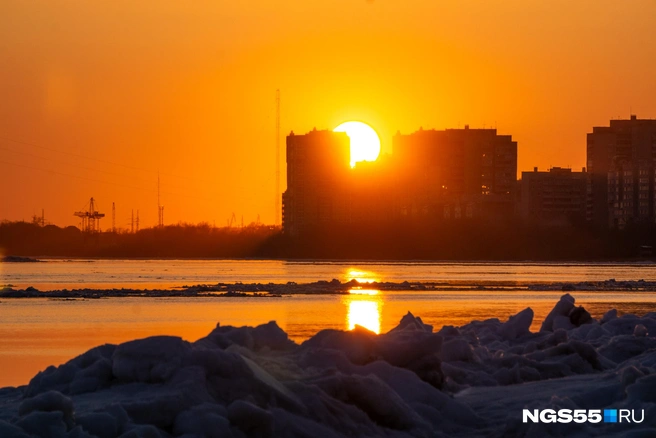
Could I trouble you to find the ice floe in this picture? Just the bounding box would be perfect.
[1,294,655,437]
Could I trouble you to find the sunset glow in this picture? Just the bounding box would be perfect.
[334,121,381,167]
[1,3,655,226]
[346,269,381,284]
[3,2,656,436]
[349,289,380,296]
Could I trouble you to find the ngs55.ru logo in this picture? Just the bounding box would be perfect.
[523,409,644,424]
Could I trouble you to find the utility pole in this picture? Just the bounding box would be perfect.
[131,209,134,234]
[112,202,116,233]
[275,89,280,226]
[136,210,140,232]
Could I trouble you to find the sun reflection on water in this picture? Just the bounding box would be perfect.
[346,289,382,334]
[349,289,379,296]
[345,269,381,284]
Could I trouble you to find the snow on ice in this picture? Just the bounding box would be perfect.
[1,294,656,437]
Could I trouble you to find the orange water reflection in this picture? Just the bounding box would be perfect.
[4,291,656,388]
[349,288,379,296]
[345,268,381,284]
[346,289,382,333]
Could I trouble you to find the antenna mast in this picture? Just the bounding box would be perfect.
[275,89,280,226]
[157,173,164,228]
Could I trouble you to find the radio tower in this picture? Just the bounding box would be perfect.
[275,89,281,226]
[157,173,164,228]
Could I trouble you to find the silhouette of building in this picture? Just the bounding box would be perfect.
[282,128,351,235]
[587,115,656,227]
[393,126,517,221]
[518,167,587,225]
[608,162,655,229]
[349,156,398,224]
[282,126,518,235]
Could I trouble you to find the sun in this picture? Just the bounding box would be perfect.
[334,121,381,167]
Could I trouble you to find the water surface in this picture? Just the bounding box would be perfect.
[2,289,656,387]
[2,259,655,290]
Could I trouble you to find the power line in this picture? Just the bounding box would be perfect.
[0,140,226,199]
[0,144,206,195]
[0,135,213,184]
[0,159,218,203]
[0,145,158,189]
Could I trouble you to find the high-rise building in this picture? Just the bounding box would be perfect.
[518,167,587,225]
[282,128,351,235]
[392,126,517,221]
[587,115,656,227]
[282,125,519,235]
[608,163,656,228]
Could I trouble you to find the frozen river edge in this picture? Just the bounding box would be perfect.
[3,278,656,298]
[1,293,656,437]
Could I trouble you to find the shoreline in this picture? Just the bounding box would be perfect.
[3,255,656,264]
[3,278,656,298]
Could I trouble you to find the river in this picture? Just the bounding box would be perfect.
[1,259,656,387]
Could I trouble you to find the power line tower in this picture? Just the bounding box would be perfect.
[275,89,281,226]
[136,210,140,232]
[74,197,105,233]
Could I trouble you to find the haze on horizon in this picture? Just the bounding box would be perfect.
[1,0,655,228]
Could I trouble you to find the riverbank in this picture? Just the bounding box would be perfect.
[0,294,655,436]
[4,278,656,299]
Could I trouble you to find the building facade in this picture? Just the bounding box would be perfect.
[282,126,518,235]
[393,126,517,221]
[518,167,587,225]
[282,128,351,235]
[587,115,656,227]
[608,163,656,228]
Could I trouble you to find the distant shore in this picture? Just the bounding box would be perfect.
[2,220,656,260]
[3,278,656,298]
[3,255,656,264]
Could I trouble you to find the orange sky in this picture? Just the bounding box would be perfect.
[1,1,655,228]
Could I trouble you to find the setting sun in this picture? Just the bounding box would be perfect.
[334,121,381,167]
